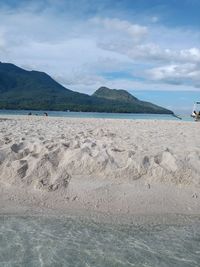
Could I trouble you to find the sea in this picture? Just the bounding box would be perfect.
[0,215,200,267]
[0,109,193,121]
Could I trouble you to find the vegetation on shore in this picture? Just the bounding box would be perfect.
[0,62,173,114]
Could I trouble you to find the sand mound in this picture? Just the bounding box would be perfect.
[0,117,200,192]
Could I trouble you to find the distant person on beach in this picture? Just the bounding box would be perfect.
[44,112,48,116]
[28,112,32,115]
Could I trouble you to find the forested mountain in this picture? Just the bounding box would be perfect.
[0,62,173,114]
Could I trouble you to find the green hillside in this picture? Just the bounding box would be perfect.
[0,62,173,114]
[93,87,173,114]
[93,87,138,102]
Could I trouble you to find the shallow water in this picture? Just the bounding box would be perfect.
[0,216,200,267]
[0,109,192,121]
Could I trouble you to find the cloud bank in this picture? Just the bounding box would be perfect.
[0,0,200,95]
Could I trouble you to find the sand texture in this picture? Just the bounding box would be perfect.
[0,115,200,218]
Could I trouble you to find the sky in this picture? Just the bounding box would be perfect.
[0,0,200,113]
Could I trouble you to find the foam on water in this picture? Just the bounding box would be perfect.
[0,216,200,267]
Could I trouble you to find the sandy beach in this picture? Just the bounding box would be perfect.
[0,115,200,220]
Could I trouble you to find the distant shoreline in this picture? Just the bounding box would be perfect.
[0,109,191,121]
[0,107,173,114]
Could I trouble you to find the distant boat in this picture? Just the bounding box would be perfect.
[191,101,200,121]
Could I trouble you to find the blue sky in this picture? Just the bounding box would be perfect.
[0,0,200,113]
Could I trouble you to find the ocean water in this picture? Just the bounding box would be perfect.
[0,216,200,267]
[0,109,193,121]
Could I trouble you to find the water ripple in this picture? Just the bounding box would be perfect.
[0,216,200,267]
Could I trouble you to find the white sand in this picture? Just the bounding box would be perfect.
[0,115,200,219]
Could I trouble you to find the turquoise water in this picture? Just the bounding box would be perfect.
[0,109,192,121]
[0,216,200,267]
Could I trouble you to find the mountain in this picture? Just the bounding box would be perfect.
[93,87,138,102]
[0,62,94,111]
[0,62,173,114]
[93,87,173,114]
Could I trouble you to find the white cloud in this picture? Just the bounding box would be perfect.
[97,32,200,65]
[91,17,147,42]
[148,63,200,86]
[179,48,200,62]
[87,18,200,81]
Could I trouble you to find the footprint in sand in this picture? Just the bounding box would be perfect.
[17,160,28,179]
[154,150,178,172]
[10,142,24,153]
